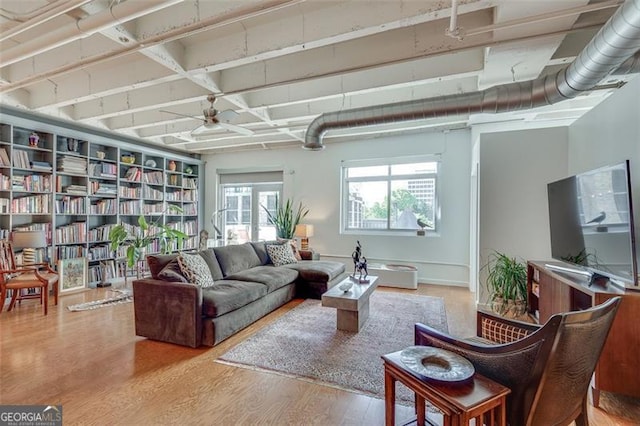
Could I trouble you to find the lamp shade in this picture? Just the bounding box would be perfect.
[294,224,314,238]
[12,230,47,249]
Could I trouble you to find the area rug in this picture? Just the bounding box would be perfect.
[67,289,133,311]
[217,292,448,405]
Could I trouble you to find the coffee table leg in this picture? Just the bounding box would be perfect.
[385,369,395,426]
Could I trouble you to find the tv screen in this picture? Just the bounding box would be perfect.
[547,160,638,287]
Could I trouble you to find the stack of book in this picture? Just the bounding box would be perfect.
[58,155,87,174]
[65,184,88,195]
[31,161,52,171]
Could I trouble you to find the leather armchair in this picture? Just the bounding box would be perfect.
[414,297,621,426]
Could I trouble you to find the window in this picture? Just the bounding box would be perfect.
[342,157,439,233]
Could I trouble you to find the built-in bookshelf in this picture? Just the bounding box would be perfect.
[0,119,202,286]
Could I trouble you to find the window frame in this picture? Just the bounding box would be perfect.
[341,155,440,236]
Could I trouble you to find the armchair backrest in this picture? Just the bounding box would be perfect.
[525,296,621,425]
[0,240,17,284]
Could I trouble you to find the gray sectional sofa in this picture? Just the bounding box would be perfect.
[132,241,346,348]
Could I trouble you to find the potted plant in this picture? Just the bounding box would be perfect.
[484,251,528,317]
[109,205,188,280]
[261,197,309,239]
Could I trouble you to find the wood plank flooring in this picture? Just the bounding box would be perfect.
[1,284,638,425]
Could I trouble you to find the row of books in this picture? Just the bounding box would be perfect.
[183,189,198,201]
[142,185,163,200]
[88,262,118,284]
[88,162,117,178]
[120,200,141,215]
[91,181,117,195]
[87,245,114,261]
[119,186,140,198]
[143,171,164,185]
[0,148,9,166]
[87,224,117,242]
[10,194,50,213]
[10,174,52,192]
[55,245,87,260]
[55,222,87,244]
[55,196,86,214]
[89,199,117,215]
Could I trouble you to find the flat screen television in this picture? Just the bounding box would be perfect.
[547,160,638,289]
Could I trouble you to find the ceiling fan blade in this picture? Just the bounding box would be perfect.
[216,109,239,122]
[160,110,203,121]
[190,124,208,135]
[218,122,254,136]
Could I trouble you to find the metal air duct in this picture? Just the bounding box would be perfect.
[304,0,640,150]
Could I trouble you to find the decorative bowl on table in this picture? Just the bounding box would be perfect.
[121,155,135,164]
[339,281,353,292]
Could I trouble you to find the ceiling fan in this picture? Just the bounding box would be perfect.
[161,94,254,136]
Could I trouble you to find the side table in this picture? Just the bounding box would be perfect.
[382,350,510,426]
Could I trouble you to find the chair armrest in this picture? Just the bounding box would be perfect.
[476,310,540,344]
[132,278,203,348]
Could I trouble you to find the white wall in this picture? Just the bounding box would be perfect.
[569,75,640,276]
[477,127,569,304]
[203,129,472,286]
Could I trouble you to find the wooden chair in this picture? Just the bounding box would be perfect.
[0,240,59,315]
[414,297,621,426]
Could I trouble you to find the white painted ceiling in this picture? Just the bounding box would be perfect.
[0,0,632,154]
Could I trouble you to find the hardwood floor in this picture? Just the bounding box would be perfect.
[1,284,638,425]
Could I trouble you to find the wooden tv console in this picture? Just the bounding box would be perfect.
[527,261,640,405]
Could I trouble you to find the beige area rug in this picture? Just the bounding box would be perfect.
[217,291,448,405]
[67,289,133,311]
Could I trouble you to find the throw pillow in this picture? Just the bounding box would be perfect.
[158,258,188,283]
[266,243,298,267]
[177,252,215,288]
[277,238,302,261]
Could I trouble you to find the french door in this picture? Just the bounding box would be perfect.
[219,183,282,243]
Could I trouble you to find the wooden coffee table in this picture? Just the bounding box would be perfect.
[321,275,378,332]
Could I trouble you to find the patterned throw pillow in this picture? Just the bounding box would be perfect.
[266,243,299,267]
[177,253,215,288]
[277,238,302,261]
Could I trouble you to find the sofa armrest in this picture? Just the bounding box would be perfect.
[299,249,319,260]
[132,278,203,348]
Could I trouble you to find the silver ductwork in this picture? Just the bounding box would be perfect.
[304,0,640,150]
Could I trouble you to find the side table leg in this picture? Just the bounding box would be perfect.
[385,370,396,426]
[416,394,425,426]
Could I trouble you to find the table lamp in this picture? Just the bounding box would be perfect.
[12,230,47,264]
[294,224,314,250]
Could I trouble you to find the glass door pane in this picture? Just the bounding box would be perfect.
[220,183,282,244]
[256,187,280,241]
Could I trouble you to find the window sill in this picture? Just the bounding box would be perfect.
[342,229,439,238]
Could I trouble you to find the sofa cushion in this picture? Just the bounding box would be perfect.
[199,248,224,281]
[266,243,298,267]
[250,241,278,265]
[202,280,268,317]
[226,265,299,293]
[157,258,188,283]
[177,252,215,288]
[284,261,346,282]
[214,243,262,277]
